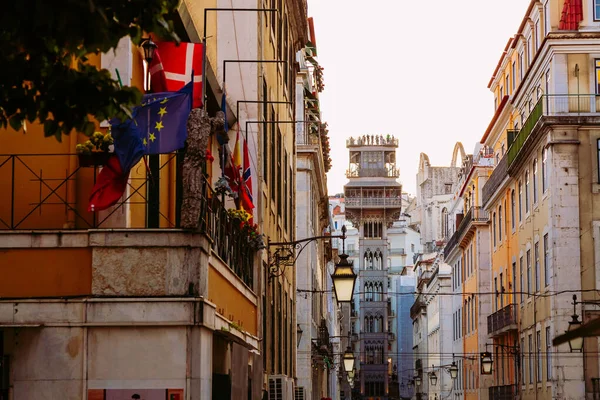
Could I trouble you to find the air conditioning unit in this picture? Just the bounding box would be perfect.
[294,386,305,400]
[269,375,294,400]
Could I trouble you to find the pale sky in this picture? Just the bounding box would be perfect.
[307,0,529,196]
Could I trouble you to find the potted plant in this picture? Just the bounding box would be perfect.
[76,131,113,167]
[227,208,265,251]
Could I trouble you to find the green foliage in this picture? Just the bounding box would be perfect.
[0,0,181,141]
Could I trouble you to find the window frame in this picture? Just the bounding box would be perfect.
[525,170,530,213]
[544,234,550,286]
[535,242,540,292]
[511,190,516,230]
[533,159,539,204]
[542,148,548,192]
[595,0,600,21]
[518,181,523,222]
[546,326,552,380]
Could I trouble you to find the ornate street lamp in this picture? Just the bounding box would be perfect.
[343,345,356,373]
[331,244,357,303]
[480,351,493,375]
[414,375,422,386]
[140,37,158,64]
[429,366,438,386]
[568,294,583,352]
[448,361,458,380]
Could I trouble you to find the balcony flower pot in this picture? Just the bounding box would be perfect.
[78,152,112,167]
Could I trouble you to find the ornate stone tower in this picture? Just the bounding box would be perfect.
[344,134,402,399]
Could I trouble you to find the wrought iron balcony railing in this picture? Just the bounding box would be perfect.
[482,153,508,207]
[487,304,517,335]
[508,94,600,168]
[345,197,403,207]
[443,206,489,258]
[0,153,256,288]
[489,384,517,400]
[346,167,400,178]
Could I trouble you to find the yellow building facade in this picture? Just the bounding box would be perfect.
[481,1,600,399]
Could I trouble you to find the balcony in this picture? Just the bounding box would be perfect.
[346,166,400,178]
[508,94,600,170]
[487,304,517,336]
[489,384,517,400]
[482,153,508,207]
[443,206,489,257]
[0,153,257,287]
[345,197,402,208]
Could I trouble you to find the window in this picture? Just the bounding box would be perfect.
[493,212,497,247]
[518,181,523,222]
[494,277,498,311]
[499,205,503,242]
[505,75,510,95]
[521,338,526,384]
[533,159,538,203]
[529,334,534,384]
[537,330,542,382]
[544,234,550,286]
[595,1,600,21]
[520,256,524,303]
[519,51,524,79]
[500,272,504,308]
[546,326,552,380]
[527,249,532,296]
[500,85,504,98]
[511,190,516,230]
[525,170,530,213]
[535,242,540,292]
[512,61,516,91]
[542,148,548,191]
[534,20,539,50]
[596,60,600,94]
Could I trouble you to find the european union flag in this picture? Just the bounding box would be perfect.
[134,82,192,154]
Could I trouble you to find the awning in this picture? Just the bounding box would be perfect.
[559,0,583,30]
[553,316,600,346]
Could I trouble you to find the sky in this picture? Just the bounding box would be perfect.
[307,0,529,196]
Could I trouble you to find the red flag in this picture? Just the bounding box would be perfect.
[88,155,129,212]
[241,137,254,212]
[223,144,240,194]
[148,41,204,108]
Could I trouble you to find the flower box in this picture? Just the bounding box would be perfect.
[78,152,112,167]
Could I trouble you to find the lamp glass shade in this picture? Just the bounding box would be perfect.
[429,372,437,386]
[568,317,583,352]
[331,254,357,303]
[449,362,458,380]
[343,347,355,372]
[414,376,421,386]
[141,39,158,63]
[480,351,493,375]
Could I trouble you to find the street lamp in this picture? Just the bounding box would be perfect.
[348,369,355,380]
[343,345,356,372]
[429,366,438,386]
[448,361,458,380]
[480,351,493,375]
[331,226,357,303]
[140,37,158,64]
[414,375,422,386]
[568,294,583,352]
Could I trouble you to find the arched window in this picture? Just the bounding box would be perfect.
[364,283,369,301]
[369,316,374,333]
[364,317,369,332]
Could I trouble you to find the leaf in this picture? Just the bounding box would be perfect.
[43,119,58,138]
[9,115,23,132]
[82,121,95,136]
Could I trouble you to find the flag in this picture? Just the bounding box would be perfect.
[88,154,129,212]
[219,91,229,143]
[148,41,204,108]
[241,136,254,212]
[88,84,191,211]
[136,82,192,154]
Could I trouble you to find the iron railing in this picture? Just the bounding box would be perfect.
[489,384,517,400]
[0,153,180,230]
[487,304,517,335]
[0,153,255,288]
[508,94,600,168]
[346,167,400,178]
[345,197,403,207]
[482,153,508,207]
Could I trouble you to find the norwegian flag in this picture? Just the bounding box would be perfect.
[149,41,204,108]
